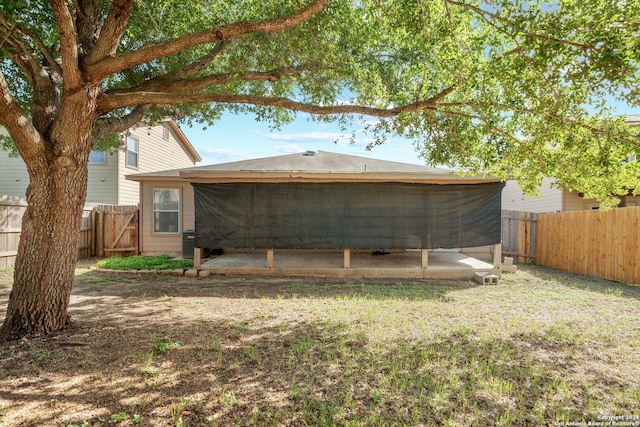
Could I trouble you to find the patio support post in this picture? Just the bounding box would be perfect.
[344,249,351,269]
[421,249,429,269]
[493,243,502,268]
[267,249,274,268]
[194,248,202,268]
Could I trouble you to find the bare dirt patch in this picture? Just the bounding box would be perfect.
[1,260,639,426]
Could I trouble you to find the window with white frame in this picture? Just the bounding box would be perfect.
[153,189,180,233]
[126,135,139,168]
[88,150,106,163]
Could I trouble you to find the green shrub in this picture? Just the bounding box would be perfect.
[97,255,193,270]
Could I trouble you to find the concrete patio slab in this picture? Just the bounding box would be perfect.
[200,250,499,279]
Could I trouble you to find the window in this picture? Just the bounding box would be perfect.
[153,189,180,233]
[163,124,170,140]
[126,135,138,168]
[88,150,106,163]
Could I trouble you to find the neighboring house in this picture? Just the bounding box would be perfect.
[503,115,640,213]
[501,178,640,212]
[127,151,504,259]
[0,119,201,205]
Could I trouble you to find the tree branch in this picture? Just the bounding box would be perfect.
[50,0,82,88]
[0,72,45,161]
[0,15,63,77]
[108,64,316,94]
[444,0,594,50]
[128,40,235,89]
[0,18,39,86]
[92,105,150,141]
[86,0,331,81]
[0,15,62,132]
[84,0,134,68]
[98,84,460,117]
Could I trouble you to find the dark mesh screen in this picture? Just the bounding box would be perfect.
[193,182,504,249]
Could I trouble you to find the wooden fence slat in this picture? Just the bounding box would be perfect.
[535,206,640,284]
[1,200,139,269]
[110,212,136,249]
[501,210,537,263]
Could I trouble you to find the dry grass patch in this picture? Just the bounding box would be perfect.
[0,261,639,426]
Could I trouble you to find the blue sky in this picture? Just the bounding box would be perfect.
[182,101,638,167]
[182,112,427,166]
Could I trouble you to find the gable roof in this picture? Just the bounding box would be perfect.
[128,150,498,184]
[164,119,202,163]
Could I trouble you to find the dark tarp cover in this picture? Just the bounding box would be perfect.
[193,182,504,249]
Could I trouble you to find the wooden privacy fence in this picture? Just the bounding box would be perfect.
[0,196,27,270]
[501,210,537,263]
[0,197,139,269]
[94,204,139,257]
[536,207,640,284]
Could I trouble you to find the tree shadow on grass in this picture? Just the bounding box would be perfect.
[1,294,637,427]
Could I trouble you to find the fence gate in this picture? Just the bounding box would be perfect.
[95,205,139,257]
[501,210,537,263]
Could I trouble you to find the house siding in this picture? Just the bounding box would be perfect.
[118,124,197,205]
[501,178,563,213]
[562,190,640,211]
[0,147,123,203]
[1,122,197,205]
[139,180,195,257]
[86,152,119,204]
[0,127,29,196]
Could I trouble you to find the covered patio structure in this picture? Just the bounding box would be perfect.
[188,151,504,279]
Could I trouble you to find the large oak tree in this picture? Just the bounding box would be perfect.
[1,0,639,339]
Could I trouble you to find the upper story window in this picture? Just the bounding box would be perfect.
[88,150,106,163]
[126,135,138,168]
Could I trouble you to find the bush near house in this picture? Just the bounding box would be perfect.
[97,254,193,270]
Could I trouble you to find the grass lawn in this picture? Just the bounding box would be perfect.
[0,262,639,426]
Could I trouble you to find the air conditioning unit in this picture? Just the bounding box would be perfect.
[182,229,196,259]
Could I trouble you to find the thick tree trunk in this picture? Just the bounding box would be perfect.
[0,165,88,339]
[0,141,89,339]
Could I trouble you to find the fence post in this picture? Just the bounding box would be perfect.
[96,210,104,258]
[90,209,97,257]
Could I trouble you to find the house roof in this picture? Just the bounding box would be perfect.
[127,150,499,184]
[625,115,640,126]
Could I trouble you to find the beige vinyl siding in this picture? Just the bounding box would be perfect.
[0,127,29,196]
[86,152,119,204]
[0,147,120,203]
[0,153,29,197]
[562,190,640,211]
[139,180,195,257]
[118,124,197,205]
[501,178,562,213]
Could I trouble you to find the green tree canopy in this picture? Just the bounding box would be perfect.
[2,0,639,203]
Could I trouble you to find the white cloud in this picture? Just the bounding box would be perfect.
[197,147,250,165]
[200,147,242,155]
[265,131,376,147]
[274,144,307,154]
[266,131,346,142]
